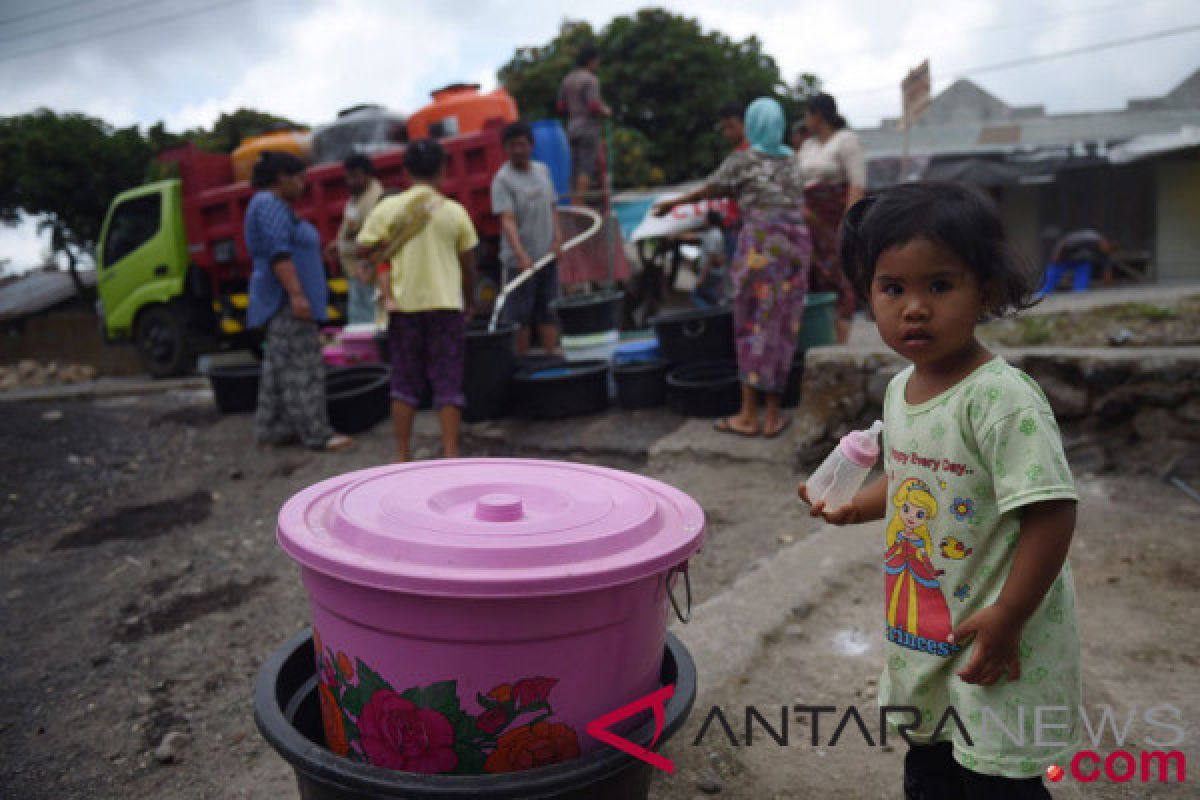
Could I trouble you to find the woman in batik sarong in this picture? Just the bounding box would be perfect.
[652,97,810,438]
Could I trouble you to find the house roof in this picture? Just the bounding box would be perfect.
[858,68,1200,159]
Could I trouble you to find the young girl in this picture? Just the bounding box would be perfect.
[799,182,1080,799]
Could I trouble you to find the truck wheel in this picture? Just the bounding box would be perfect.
[135,304,193,378]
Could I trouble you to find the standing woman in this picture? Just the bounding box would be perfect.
[246,152,353,452]
[796,92,865,344]
[652,97,810,438]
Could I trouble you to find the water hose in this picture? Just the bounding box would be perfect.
[488,205,604,332]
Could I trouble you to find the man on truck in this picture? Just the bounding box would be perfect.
[326,154,384,325]
[557,45,611,207]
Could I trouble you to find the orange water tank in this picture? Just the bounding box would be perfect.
[231,129,313,183]
[406,84,518,140]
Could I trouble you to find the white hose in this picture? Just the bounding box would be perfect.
[488,205,605,332]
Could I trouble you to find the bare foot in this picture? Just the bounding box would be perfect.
[714,416,759,436]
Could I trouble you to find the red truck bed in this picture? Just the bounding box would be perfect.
[158,124,508,290]
[158,121,629,296]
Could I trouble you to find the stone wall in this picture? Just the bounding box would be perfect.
[793,347,1200,473]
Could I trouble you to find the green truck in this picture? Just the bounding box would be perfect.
[97,132,510,376]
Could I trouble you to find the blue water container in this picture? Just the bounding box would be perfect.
[614,337,661,365]
[531,119,571,205]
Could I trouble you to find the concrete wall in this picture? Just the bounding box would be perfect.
[1,311,143,376]
[1156,156,1200,282]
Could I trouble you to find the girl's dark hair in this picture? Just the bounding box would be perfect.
[251,151,305,188]
[839,181,1038,317]
[806,92,847,131]
[404,138,445,180]
[575,44,599,67]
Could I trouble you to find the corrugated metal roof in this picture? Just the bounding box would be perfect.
[0,269,97,323]
[857,70,1200,159]
[858,108,1200,158]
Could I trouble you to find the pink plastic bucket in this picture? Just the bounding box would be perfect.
[322,344,350,366]
[276,458,704,776]
[339,325,381,364]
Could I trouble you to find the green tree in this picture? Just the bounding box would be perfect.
[0,107,306,300]
[0,109,151,297]
[498,10,819,187]
[188,108,305,154]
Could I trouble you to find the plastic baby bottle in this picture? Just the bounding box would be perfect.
[806,420,883,512]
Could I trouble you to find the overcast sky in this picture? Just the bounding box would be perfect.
[2,0,1198,267]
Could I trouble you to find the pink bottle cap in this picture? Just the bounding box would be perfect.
[276,458,706,598]
[839,420,883,469]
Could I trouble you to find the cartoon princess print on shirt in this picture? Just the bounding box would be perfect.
[885,478,956,654]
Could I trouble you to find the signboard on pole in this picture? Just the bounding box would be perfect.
[901,59,932,129]
[900,59,931,181]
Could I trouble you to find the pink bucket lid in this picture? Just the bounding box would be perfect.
[276,458,705,598]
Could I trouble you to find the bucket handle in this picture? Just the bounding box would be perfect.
[681,319,707,339]
[666,563,692,624]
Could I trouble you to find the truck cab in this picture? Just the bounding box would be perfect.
[96,180,208,377]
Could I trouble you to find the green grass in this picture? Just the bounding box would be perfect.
[1112,303,1178,322]
[1017,317,1055,345]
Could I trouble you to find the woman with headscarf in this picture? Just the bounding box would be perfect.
[653,97,810,438]
[796,92,865,344]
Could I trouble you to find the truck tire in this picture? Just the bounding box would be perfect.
[135,303,194,378]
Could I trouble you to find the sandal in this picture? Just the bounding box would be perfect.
[714,417,759,437]
[322,434,355,452]
[763,417,793,439]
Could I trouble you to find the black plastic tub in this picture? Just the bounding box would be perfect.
[666,360,741,418]
[464,322,518,423]
[613,359,668,410]
[255,628,696,800]
[517,353,567,373]
[549,291,623,336]
[208,363,261,414]
[513,360,609,420]
[374,331,391,365]
[650,306,735,366]
[326,365,391,434]
[780,352,806,409]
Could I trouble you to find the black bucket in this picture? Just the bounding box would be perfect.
[326,365,391,434]
[208,363,261,414]
[650,307,735,366]
[613,359,668,410]
[374,331,391,365]
[254,628,696,800]
[513,360,609,420]
[666,361,740,418]
[464,322,518,423]
[549,291,624,337]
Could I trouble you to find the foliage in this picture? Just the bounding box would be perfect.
[0,110,151,294]
[0,107,302,296]
[188,108,305,154]
[498,10,821,187]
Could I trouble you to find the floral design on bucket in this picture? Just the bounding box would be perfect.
[313,634,579,774]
